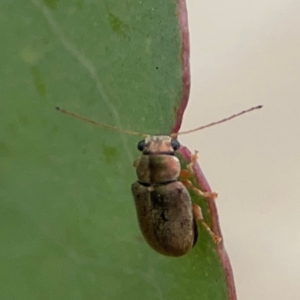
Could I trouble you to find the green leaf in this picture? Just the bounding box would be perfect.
[0,1,234,299]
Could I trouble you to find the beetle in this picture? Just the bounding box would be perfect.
[56,105,262,256]
[131,135,219,256]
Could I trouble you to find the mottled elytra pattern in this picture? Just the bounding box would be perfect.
[132,180,195,257]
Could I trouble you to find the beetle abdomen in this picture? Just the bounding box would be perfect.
[132,181,196,257]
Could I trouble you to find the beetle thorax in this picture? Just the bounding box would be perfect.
[136,136,181,184]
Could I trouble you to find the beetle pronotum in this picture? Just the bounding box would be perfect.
[56,105,262,256]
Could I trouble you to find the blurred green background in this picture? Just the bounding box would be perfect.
[0,1,228,299]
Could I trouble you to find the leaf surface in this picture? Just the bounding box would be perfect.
[0,1,234,299]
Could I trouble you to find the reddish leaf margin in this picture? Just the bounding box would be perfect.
[172,1,237,300]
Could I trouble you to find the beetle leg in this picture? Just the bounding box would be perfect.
[192,203,222,244]
[179,169,193,178]
[187,150,199,174]
[179,150,218,199]
[179,150,199,178]
[178,150,217,198]
[133,157,141,168]
[179,177,218,199]
[192,186,218,199]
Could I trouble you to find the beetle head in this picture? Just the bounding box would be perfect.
[137,136,180,154]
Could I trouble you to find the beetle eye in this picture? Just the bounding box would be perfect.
[137,140,145,151]
[171,139,180,151]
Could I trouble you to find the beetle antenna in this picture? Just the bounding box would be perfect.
[173,105,263,137]
[55,106,147,137]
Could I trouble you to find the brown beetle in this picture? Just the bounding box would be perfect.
[131,135,219,256]
[56,105,262,256]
